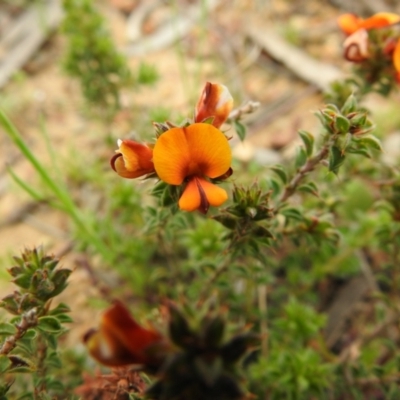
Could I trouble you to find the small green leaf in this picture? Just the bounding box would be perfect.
[267,178,282,196]
[0,322,16,336]
[45,351,62,369]
[0,295,20,315]
[340,93,357,114]
[298,182,319,197]
[0,355,11,373]
[200,116,215,125]
[234,120,246,141]
[49,303,71,315]
[54,313,73,324]
[151,180,168,197]
[42,331,58,349]
[160,185,177,207]
[12,274,31,290]
[9,366,34,373]
[295,147,307,168]
[346,147,371,158]
[8,355,35,372]
[334,115,350,134]
[328,146,346,175]
[17,392,35,400]
[49,269,71,297]
[37,316,62,333]
[280,207,304,222]
[213,214,238,230]
[251,225,274,239]
[270,165,287,184]
[7,266,23,278]
[355,135,382,151]
[298,130,314,157]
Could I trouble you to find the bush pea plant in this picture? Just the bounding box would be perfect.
[1,5,400,400]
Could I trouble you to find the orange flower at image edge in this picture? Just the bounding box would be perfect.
[83,301,167,368]
[338,12,400,80]
[338,12,400,35]
[153,123,232,214]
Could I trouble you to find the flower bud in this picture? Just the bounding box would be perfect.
[84,301,168,368]
[343,29,369,62]
[195,82,233,128]
[110,139,155,179]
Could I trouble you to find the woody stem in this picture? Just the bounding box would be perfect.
[278,141,331,205]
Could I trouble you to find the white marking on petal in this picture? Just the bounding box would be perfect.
[215,85,233,109]
[99,337,113,360]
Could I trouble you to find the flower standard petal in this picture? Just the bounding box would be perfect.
[183,123,232,179]
[338,14,363,35]
[393,38,400,72]
[153,123,232,184]
[360,13,400,30]
[338,13,400,35]
[153,127,191,185]
[393,39,400,82]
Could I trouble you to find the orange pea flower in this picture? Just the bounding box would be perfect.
[393,39,400,82]
[110,82,234,213]
[110,139,155,179]
[195,82,233,128]
[338,12,400,78]
[153,123,232,214]
[338,12,400,35]
[84,301,167,368]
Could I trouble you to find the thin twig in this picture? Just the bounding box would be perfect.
[354,374,400,387]
[228,100,261,122]
[278,142,331,204]
[0,308,38,355]
[338,311,400,364]
[257,284,268,357]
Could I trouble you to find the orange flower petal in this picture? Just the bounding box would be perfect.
[338,14,362,35]
[195,82,234,128]
[153,123,232,185]
[85,301,164,367]
[393,39,400,74]
[111,140,154,179]
[360,12,400,30]
[178,177,228,213]
[338,12,400,35]
[178,178,202,212]
[152,127,191,184]
[197,177,228,206]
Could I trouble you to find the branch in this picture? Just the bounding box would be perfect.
[278,142,330,204]
[0,308,38,355]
